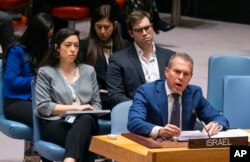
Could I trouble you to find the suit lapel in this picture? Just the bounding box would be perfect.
[128,45,146,83]
[181,88,193,130]
[155,81,168,125]
[155,48,165,79]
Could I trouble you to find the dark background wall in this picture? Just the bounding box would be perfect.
[156,0,250,25]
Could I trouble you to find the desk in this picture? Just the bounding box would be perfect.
[90,135,228,162]
[90,130,250,162]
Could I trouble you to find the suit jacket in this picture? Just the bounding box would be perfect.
[36,64,101,120]
[127,80,229,136]
[106,43,175,106]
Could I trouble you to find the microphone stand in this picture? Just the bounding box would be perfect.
[192,109,211,138]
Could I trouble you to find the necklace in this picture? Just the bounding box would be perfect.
[58,64,78,104]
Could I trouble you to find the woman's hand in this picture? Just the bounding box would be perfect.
[75,104,95,111]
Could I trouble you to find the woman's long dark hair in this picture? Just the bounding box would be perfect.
[87,4,126,66]
[39,28,81,67]
[2,13,54,73]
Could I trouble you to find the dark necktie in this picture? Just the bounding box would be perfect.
[170,93,180,127]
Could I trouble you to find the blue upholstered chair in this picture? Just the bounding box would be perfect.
[31,80,65,161]
[98,119,111,135]
[111,100,132,134]
[207,55,250,113]
[222,76,250,129]
[0,59,33,141]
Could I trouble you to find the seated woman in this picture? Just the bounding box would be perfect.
[36,28,101,162]
[80,4,129,118]
[2,13,54,128]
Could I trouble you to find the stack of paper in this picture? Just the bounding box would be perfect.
[212,129,249,138]
[177,130,209,142]
[176,129,249,142]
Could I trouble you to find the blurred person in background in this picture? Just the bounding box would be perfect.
[80,4,129,118]
[126,0,175,34]
[0,11,14,55]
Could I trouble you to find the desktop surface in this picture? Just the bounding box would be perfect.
[89,134,242,162]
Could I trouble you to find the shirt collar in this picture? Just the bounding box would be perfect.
[134,42,156,58]
[165,82,182,97]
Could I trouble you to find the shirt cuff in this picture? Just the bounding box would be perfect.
[150,126,162,138]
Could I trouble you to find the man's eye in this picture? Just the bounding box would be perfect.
[104,26,110,30]
[175,70,181,74]
[184,73,191,77]
[133,28,143,32]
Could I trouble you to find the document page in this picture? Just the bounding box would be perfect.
[177,130,209,141]
[59,110,110,117]
[177,129,249,142]
[212,129,249,138]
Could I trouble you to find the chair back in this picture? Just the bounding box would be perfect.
[0,0,31,10]
[98,119,111,135]
[223,76,250,129]
[0,0,31,30]
[207,55,250,112]
[31,80,41,143]
[31,80,65,161]
[111,100,132,134]
[0,59,32,140]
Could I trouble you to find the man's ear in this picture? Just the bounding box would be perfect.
[114,21,118,29]
[54,44,58,51]
[128,30,133,37]
[165,67,169,77]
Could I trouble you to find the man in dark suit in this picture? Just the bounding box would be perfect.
[128,53,229,139]
[106,10,175,106]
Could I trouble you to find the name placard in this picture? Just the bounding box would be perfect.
[188,136,248,149]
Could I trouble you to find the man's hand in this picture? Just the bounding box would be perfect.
[204,122,221,136]
[158,124,181,138]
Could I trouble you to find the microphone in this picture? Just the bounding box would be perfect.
[192,109,211,138]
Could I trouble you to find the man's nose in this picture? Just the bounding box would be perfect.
[142,29,147,34]
[178,73,184,79]
[101,27,106,33]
